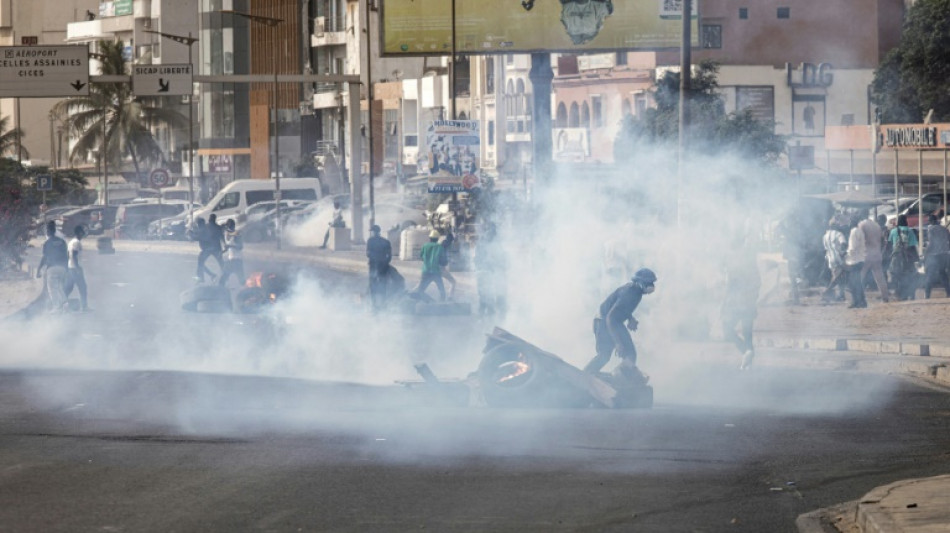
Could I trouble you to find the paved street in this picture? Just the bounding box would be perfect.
[2,246,950,531]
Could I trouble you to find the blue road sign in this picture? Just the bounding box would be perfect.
[37,174,52,191]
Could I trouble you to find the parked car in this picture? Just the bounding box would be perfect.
[147,211,192,241]
[56,205,118,237]
[191,178,322,226]
[115,201,198,239]
[239,199,310,225]
[897,192,950,229]
[34,205,80,236]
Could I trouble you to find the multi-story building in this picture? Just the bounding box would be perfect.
[0,0,99,167]
[64,0,197,184]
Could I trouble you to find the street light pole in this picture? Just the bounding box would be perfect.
[144,30,199,224]
[222,10,284,248]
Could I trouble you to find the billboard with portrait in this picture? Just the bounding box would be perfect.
[382,0,699,56]
[421,120,481,193]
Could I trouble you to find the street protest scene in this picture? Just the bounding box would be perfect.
[4,1,950,531]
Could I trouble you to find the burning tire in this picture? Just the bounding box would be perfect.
[180,285,231,312]
[233,287,269,314]
[196,299,232,313]
[478,344,593,408]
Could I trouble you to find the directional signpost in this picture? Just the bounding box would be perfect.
[132,64,192,96]
[0,45,89,97]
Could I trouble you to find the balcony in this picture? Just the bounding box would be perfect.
[311,15,347,47]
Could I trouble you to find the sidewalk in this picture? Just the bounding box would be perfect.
[3,239,950,533]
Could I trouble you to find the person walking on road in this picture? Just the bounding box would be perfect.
[889,214,920,301]
[36,221,69,313]
[722,242,761,370]
[584,268,656,384]
[845,219,868,308]
[193,216,224,283]
[821,217,847,303]
[859,215,890,303]
[439,228,458,300]
[63,225,89,312]
[413,229,448,302]
[366,224,392,310]
[218,219,245,288]
[923,214,950,298]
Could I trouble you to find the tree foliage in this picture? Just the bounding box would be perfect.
[0,160,88,272]
[0,115,29,161]
[53,40,187,183]
[871,0,950,123]
[613,60,786,165]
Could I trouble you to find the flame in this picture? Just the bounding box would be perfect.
[496,355,531,384]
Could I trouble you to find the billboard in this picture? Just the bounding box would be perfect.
[421,120,481,193]
[382,0,699,55]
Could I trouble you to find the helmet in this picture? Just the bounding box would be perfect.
[429,229,441,239]
[632,268,657,285]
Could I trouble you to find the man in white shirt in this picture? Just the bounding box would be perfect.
[63,225,89,312]
[845,221,868,308]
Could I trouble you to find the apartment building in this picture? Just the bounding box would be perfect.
[0,0,99,167]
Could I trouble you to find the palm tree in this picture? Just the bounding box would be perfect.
[0,115,29,161]
[54,40,187,181]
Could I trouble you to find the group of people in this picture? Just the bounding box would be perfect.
[189,214,244,287]
[820,212,950,306]
[36,221,88,313]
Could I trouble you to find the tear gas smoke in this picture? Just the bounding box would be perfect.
[0,141,899,451]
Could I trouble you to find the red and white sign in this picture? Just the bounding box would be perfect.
[149,168,171,188]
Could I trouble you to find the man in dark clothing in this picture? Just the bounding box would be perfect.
[924,214,950,298]
[37,221,69,312]
[194,215,224,283]
[584,268,656,383]
[366,224,392,309]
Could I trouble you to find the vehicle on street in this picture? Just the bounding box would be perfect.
[242,203,311,242]
[115,201,198,240]
[56,205,119,237]
[897,192,949,228]
[146,211,192,240]
[191,178,322,226]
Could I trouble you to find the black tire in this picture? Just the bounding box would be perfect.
[180,285,231,312]
[233,287,269,314]
[477,344,592,409]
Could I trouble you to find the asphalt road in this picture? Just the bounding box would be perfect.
[3,244,950,532]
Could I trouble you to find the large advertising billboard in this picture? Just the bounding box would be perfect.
[382,0,699,56]
[421,120,481,193]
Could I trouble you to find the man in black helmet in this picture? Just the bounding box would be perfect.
[584,267,655,383]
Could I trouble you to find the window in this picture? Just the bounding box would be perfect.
[486,57,495,93]
[581,102,590,128]
[702,25,722,49]
[246,190,276,206]
[404,135,418,147]
[214,192,240,210]
[739,7,748,19]
[591,95,603,128]
[556,102,568,127]
[569,102,579,127]
[488,120,495,145]
[777,7,790,19]
[615,52,627,66]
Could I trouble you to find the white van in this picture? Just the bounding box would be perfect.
[192,178,322,224]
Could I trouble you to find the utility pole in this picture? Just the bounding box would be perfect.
[676,0,692,227]
[144,30,199,225]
